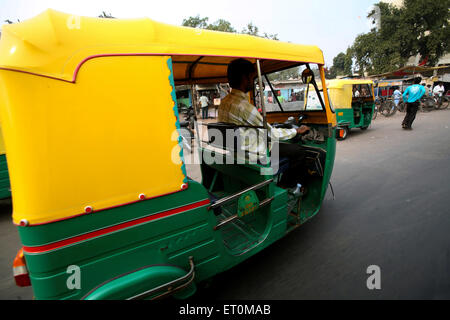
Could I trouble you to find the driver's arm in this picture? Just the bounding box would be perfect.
[239,103,297,141]
[296,125,310,135]
[255,112,310,141]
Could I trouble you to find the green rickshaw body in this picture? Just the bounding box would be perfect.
[0,153,10,199]
[0,123,11,199]
[0,10,337,299]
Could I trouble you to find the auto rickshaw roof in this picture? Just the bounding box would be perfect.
[326,79,374,89]
[324,79,375,109]
[0,9,325,84]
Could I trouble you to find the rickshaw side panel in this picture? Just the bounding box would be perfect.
[0,56,187,226]
[20,181,227,300]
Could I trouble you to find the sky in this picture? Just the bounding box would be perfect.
[0,0,379,66]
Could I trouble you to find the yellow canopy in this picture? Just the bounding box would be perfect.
[326,79,374,89]
[0,9,325,84]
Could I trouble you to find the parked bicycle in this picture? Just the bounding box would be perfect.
[377,97,396,117]
[419,96,436,112]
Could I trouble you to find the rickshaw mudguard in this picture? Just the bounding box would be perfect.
[83,264,195,300]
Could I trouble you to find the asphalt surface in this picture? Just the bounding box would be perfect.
[1,109,450,300]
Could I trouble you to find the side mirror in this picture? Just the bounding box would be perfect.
[301,68,314,84]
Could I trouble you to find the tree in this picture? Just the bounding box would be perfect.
[4,19,20,24]
[267,67,300,81]
[242,22,278,40]
[182,16,278,40]
[182,15,209,29]
[207,19,236,33]
[332,51,353,76]
[327,48,353,79]
[98,11,115,18]
[350,0,450,75]
[325,66,337,79]
[241,22,259,36]
[401,0,450,66]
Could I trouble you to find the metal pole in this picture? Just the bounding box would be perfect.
[191,84,203,181]
[256,59,270,164]
[256,60,268,130]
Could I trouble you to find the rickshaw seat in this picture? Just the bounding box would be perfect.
[206,122,241,151]
[206,122,265,152]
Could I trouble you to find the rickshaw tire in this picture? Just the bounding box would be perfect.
[361,126,368,131]
[337,127,349,141]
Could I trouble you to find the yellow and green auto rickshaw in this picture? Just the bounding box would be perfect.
[0,10,336,300]
[326,79,375,140]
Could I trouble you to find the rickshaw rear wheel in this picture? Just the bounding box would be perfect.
[360,126,368,131]
[337,127,349,141]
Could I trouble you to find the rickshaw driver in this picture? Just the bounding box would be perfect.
[218,58,311,188]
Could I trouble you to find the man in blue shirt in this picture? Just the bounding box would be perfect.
[402,77,426,130]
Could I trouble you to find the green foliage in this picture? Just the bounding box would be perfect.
[267,67,300,81]
[207,19,236,33]
[326,49,353,79]
[242,22,279,40]
[182,15,209,29]
[241,22,259,36]
[98,11,115,19]
[329,0,450,76]
[325,66,337,79]
[182,16,278,40]
[349,0,450,75]
[333,51,353,76]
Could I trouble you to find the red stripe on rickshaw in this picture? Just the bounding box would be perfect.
[23,199,210,254]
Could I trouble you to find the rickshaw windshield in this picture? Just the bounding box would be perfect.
[353,83,373,98]
[260,64,325,112]
[306,89,334,112]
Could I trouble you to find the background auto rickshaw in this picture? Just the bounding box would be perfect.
[0,10,336,300]
[326,79,375,140]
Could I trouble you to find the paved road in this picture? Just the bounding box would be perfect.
[192,109,450,300]
[1,109,450,299]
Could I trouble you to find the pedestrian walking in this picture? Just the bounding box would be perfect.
[199,94,209,119]
[401,78,426,130]
[393,86,402,107]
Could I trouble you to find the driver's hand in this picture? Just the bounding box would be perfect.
[297,125,310,135]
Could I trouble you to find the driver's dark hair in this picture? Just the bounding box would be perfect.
[414,77,422,84]
[227,58,255,89]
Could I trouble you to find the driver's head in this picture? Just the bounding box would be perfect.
[414,77,422,84]
[227,58,256,93]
